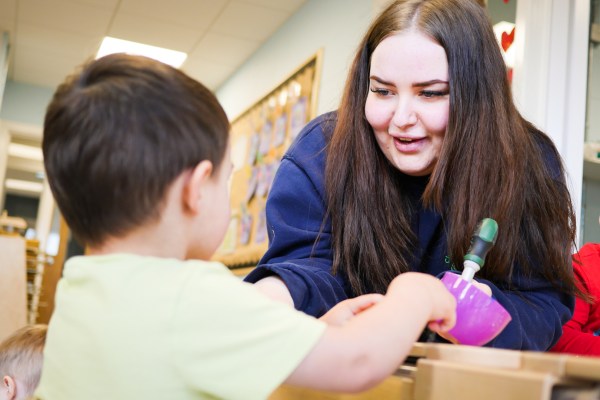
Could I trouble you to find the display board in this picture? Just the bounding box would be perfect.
[213,50,322,269]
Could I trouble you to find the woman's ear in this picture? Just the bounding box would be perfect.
[3,375,16,400]
[183,160,213,214]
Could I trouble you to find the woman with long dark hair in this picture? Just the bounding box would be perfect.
[245,0,579,350]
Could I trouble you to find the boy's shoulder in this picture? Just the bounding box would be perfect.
[62,254,233,290]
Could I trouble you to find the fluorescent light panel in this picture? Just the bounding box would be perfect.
[96,37,187,68]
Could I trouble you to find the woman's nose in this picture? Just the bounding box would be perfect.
[391,98,417,129]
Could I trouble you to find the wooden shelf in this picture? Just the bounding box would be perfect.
[24,239,53,324]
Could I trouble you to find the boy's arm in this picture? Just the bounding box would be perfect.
[318,293,384,326]
[284,272,456,393]
[253,276,294,306]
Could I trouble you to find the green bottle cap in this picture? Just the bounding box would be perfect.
[478,218,499,244]
[463,218,498,267]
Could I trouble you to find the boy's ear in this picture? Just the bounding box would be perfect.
[183,160,213,214]
[3,375,15,400]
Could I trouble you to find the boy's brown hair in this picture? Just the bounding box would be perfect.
[43,53,230,247]
[0,324,47,395]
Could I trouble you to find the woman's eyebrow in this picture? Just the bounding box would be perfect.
[369,75,393,85]
[369,75,448,88]
[413,79,449,88]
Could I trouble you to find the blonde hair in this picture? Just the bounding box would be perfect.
[0,324,47,395]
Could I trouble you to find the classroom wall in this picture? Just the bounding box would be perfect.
[0,80,54,126]
[216,0,376,120]
[580,4,600,244]
[0,32,8,110]
[588,3,600,143]
[0,0,594,245]
[215,0,518,121]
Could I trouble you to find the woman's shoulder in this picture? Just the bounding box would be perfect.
[286,111,338,159]
[529,128,564,180]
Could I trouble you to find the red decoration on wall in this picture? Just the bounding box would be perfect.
[503,0,509,3]
[501,27,515,52]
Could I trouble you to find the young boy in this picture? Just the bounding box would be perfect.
[0,324,47,400]
[35,53,456,399]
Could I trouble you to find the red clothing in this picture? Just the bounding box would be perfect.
[550,243,600,355]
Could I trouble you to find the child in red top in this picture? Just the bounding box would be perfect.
[550,243,600,355]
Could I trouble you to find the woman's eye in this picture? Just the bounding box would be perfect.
[421,90,448,98]
[369,87,391,96]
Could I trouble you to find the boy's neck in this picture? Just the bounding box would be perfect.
[87,191,191,260]
[87,225,188,259]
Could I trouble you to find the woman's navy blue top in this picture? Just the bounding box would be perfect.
[244,111,574,351]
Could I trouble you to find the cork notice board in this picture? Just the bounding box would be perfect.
[213,50,322,269]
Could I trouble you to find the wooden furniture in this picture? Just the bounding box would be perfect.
[270,375,413,400]
[411,343,600,400]
[25,239,54,324]
[37,215,69,324]
[270,343,600,400]
[0,234,27,341]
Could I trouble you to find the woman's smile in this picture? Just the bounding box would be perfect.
[365,30,449,177]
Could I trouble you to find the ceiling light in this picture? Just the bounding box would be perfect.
[96,37,187,68]
[5,179,44,193]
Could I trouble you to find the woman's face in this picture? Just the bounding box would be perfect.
[365,30,449,177]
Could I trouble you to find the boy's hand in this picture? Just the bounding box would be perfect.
[434,279,491,343]
[471,280,492,296]
[320,293,384,326]
[387,272,457,333]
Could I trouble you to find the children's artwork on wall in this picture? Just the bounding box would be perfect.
[246,166,259,202]
[254,205,268,244]
[238,206,252,246]
[273,114,287,147]
[255,163,269,199]
[231,135,248,171]
[216,216,238,255]
[258,121,272,156]
[212,50,322,269]
[265,160,280,195]
[290,97,308,139]
[246,132,260,166]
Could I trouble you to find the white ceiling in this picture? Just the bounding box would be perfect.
[0,0,307,198]
[0,0,307,90]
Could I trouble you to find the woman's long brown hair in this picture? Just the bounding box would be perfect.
[325,0,579,297]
